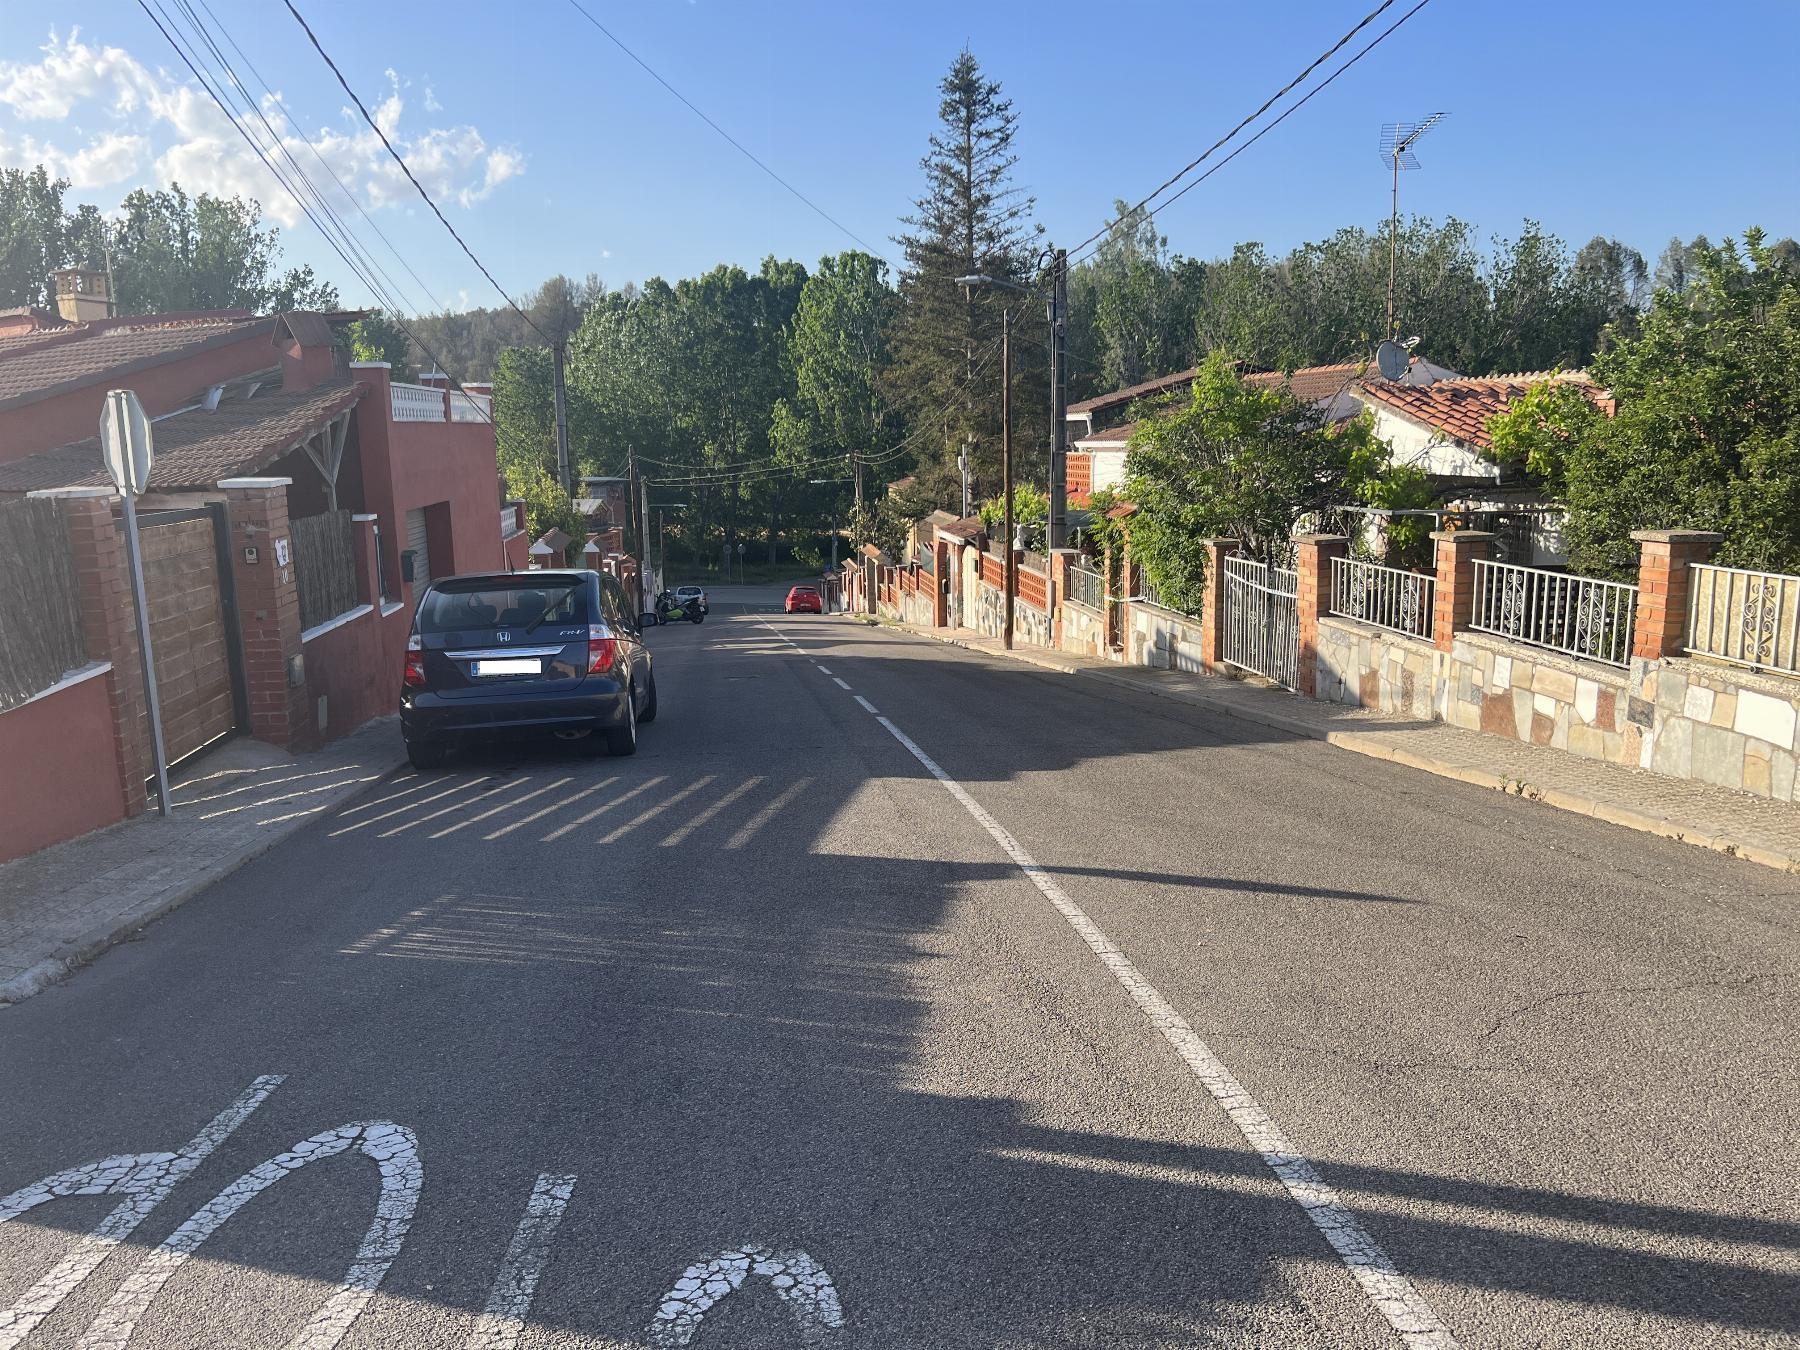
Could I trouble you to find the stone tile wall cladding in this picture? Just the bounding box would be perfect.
[1313,616,1800,802]
[969,580,1051,647]
[1130,602,1208,673]
[1060,598,1106,659]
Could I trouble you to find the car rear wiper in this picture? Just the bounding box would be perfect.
[521,586,580,637]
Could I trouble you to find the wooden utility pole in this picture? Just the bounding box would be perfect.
[1047,247,1069,551]
[627,443,644,613]
[1002,307,1015,651]
[552,341,572,495]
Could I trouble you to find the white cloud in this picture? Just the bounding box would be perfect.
[0,128,148,188]
[0,28,525,228]
[423,84,443,114]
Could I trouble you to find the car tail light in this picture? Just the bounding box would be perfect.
[402,634,426,689]
[587,625,618,674]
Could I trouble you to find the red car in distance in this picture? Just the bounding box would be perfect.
[785,585,824,614]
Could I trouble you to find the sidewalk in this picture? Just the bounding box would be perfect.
[0,718,405,1005]
[870,618,1800,875]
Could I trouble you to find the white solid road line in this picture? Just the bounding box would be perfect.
[465,1174,577,1350]
[599,776,717,845]
[758,616,1457,1348]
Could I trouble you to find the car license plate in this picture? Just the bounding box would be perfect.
[474,658,540,677]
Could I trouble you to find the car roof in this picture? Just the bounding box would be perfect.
[428,569,594,589]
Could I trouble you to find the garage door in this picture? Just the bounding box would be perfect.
[405,507,432,586]
[138,506,243,765]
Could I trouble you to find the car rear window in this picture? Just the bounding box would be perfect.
[792,587,818,595]
[418,580,590,634]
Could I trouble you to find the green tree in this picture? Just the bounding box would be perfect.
[976,481,1049,549]
[110,184,336,314]
[342,310,415,379]
[1489,228,1800,577]
[1120,353,1393,614]
[0,167,103,308]
[890,50,1042,507]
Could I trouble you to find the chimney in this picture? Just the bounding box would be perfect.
[52,268,111,323]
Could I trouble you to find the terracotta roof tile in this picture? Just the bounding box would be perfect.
[1075,419,1140,448]
[0,380,365,493]
[1354,372,1602,451]
[0,316,270,407]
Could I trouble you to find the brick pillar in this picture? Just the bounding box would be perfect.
[1431,529,1495,652]
[33,487,151,818]
[1630,529,1724,661]
[1293,534,1349,698]
[1199,537,1238,673]
[221,477,309,751]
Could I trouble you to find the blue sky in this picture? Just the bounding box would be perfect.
[3,0,1797,311]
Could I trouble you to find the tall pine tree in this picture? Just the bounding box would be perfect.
[890,50,1042,509]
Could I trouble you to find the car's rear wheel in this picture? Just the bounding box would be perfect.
[639,671,658,724]
[406,739,448,771]
[606,685,639,756]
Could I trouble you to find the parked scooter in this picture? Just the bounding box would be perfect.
[654,591,705,624]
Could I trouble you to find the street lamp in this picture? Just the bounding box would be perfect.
[956,274,1018,649]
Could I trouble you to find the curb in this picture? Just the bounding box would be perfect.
[861,617,1800,875]
[0,734,407,1007]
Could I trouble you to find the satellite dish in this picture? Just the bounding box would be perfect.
[1375,340,1409,381]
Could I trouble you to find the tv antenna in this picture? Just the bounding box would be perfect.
[1380,113,1447,342]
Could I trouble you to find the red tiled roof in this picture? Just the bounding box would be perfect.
[1354,372,1601,451]
[1075,420,1140,447]
[1067,367,1200,416]
[0,315,270,408]
[1243,361,1367,405]
[0,379,365,493]
[1070,359,1385,422]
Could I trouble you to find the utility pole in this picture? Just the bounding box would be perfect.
[1046,247,1069,551]
[959,438,973,518]
[1002,307,1015,651]
[552,341,572,496]
[627,444,645,613]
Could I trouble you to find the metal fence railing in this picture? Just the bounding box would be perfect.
[1471,559,1637,667]
[449,390,492,423]
[390,382,446,422]
[293,510,361,632]
[0,497,89,712]
[1330,555,1435,639]
[1067,562,1104,611]
[1687,562,1800,675]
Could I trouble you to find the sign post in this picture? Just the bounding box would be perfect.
[101,389,172,817]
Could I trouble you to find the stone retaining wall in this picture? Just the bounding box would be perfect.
[1130,602,1207,673]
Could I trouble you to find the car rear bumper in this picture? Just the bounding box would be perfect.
[400,681,630,743]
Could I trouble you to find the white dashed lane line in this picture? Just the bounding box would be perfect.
[831,678,851,691]
[757,616,1457,1349]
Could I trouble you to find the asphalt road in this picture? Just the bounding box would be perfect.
[2,581,1795,1348]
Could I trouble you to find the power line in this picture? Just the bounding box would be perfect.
[1066,0,1401,262]
[1077,0,1439,265]
[280,0,548,341]
[187,0,456,316]
[131,0,499,425]
[562,0,883,261]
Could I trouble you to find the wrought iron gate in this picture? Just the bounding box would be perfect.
[1222,553,1299,688]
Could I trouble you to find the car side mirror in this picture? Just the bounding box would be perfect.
[640,611,661,628]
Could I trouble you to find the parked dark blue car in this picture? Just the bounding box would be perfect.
[399,570,657,769]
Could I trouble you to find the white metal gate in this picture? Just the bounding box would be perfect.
[1222,553,1299,687]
